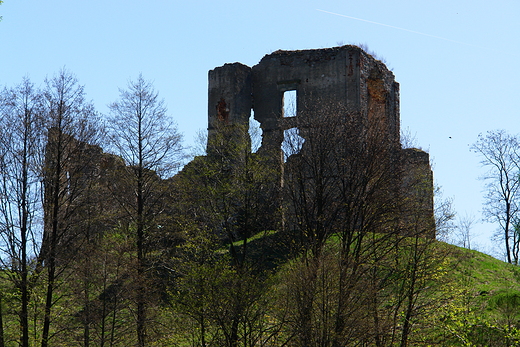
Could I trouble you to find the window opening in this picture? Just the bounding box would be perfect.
[283,90,297,118]
[249,111,262,153]
[282,127,305,162]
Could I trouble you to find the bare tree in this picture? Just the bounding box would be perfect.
[400,126,420,150]
[281,103,395,346]
[278,98,444,347]
[456,213,476,250]
[39,69,102,347]
[432,186,456,243]
[471,130,520,264]
[0,78,45,347]
[107,74,183,347]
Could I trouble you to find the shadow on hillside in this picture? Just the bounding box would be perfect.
[233,229,298,273]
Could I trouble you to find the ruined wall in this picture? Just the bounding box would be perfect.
[207,63,252,155]
[401,148,435,238]
[208,45,435,238]
[208,46,400,159]
[41,129,127,264]
[251,46,400,159]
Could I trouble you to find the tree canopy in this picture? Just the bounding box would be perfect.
[0,70,518,346]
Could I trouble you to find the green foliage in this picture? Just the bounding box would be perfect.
[2,72,520,346]
[426,245,520,346]
[0,214,518,346]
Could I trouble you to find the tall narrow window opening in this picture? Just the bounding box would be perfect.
[249,111,262,153]
[283,90,297,118]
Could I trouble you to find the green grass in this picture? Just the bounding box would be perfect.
[237,229,520,300]
[230,229,279,247]
[447,245,520,294]
[224,228,520,337]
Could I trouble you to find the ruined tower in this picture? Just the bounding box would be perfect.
[208,45,435,237]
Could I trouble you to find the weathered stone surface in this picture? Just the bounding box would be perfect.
[208,45,435,237]
[208,63,252,146]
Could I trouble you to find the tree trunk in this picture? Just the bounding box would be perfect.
[229,318,239,347]
[136,158,146,347]
[41,261,55,347]
[41,126,62,347]
[20,140,30,347]
[0,296,5,347]
[505,201,512,264]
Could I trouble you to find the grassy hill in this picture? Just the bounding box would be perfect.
[235,230,520,346]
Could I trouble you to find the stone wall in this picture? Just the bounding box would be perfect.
[208,45,435,237]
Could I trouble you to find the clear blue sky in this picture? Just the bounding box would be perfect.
[1,0,519,258]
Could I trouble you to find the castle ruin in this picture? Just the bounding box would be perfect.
[207,45,435,237]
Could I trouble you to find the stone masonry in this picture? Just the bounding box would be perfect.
[208,45,435,237]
